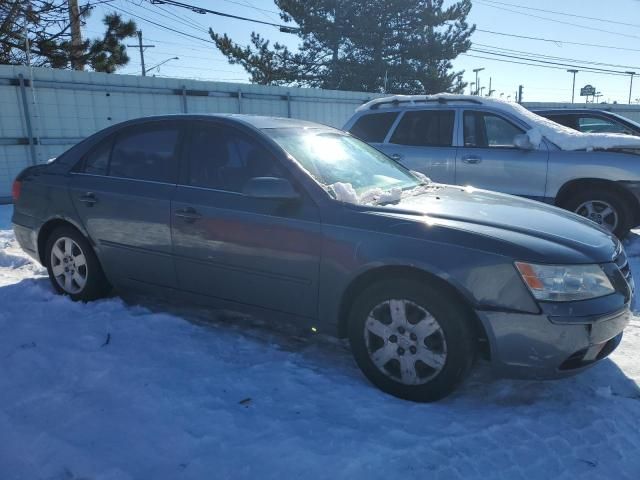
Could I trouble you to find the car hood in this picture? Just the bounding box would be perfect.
[367,185,618,263]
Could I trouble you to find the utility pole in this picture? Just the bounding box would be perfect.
[127,31,155,76]
[518,85,524,104]
[567,69,578,104]
[626,71,636,105]
[473,67,484,95]
[488,77,492,96]
[67,0,83,70]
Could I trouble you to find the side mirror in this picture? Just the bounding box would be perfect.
[513,133,534,150]
[243,177,299,201]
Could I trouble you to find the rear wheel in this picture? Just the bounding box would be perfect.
[45,226,110,301]
[347,279,476,402]
[563,189,632,238]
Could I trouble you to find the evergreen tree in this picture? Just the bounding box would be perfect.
[210,0,474,94]
[0,1,136,73]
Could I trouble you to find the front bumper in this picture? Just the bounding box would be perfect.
[477,305,631,379]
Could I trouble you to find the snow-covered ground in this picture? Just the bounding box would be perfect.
[1,204,639,480]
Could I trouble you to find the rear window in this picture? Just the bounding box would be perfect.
[389,110,455,147]
[348,112,398,142]
[109,124,180,183]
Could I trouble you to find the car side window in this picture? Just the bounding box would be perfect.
[80,139,111,175]
[578,116,633,135]
[389,110,455,147]
[463,111,524,148]
[109,123,180,183]
[349,112,399,142]
[186,123,283,193]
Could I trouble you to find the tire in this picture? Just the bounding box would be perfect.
[45,225,111,301]
[563,189,633,238]
[347,278,476,402]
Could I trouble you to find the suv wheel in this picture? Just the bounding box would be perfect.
[564,189,632,238]
[348,279,476,402]
[45,226,111,301]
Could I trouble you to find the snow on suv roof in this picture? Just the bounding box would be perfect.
[357,94,640,152]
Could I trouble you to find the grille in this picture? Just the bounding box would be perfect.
[614,246,632,285]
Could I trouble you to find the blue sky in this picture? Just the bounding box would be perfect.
[85,0,640,103]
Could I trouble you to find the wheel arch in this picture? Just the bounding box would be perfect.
[336,265,491,359]
[37,217,91,265]
[556,178,639,211]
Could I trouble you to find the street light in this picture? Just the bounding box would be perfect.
[469,82,476,95]
[567,69,578,104]
[146,56,179,73]
[626,71,636,105]
[480,86,486,96]
[473,67,484,95]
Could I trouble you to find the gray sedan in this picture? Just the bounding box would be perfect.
[11,114,632,401]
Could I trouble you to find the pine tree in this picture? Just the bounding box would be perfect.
[0,1,136,73]
[209,0,474,94]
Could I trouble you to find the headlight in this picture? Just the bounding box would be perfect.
[515,262,615,302]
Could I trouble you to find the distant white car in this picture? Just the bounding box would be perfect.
[344,94,640,237]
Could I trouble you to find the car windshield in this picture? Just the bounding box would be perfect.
[265,127,421,201]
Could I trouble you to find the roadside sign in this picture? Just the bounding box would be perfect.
[580,85,596,96]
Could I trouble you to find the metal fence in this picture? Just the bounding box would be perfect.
[2,64,640,202]
[0,65,382,201]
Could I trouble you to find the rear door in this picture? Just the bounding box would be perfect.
[455,109,548,199]
[69,120,183,289]
[377,108,456,184]
[170,120,322,319]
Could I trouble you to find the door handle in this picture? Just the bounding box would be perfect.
[78,192,97,206]
[390,153,403,161]
[174,207,201,222]
[462,155,482,164]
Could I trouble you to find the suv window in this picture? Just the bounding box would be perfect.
[464,111,524,148]
[578,116,633,135]
[349,112,398,142]
[109,123,180,183]
[390,110,455,147]
[186,122,283,193]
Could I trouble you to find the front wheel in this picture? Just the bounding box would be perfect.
[563,189,632,238]
[45,226,111,301]
[347,279,476,402]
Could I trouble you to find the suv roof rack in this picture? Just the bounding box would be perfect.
[368,96,483,110]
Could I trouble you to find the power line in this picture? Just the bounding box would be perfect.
[148,0,299,33]
[469,48,633,76]
[473,43,640,71]
[476,0,640,41]
[477,0,640,29]
[460,53,630,77]
[476,29,640,54]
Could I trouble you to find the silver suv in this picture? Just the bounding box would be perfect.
[344,95,640,237]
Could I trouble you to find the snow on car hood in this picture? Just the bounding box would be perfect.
[357,94,640,152]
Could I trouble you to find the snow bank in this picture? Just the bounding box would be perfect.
[1,205,640,479]
[358,94,640,151]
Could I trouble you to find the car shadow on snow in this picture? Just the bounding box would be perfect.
[119,290,640,407]
[1,275,638,407]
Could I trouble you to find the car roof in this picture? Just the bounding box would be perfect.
[121,113,330,130]
[532,108,611,115]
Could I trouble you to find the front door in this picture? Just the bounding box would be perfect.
[455,110,548,199]
[170,121,322,319]
[69,120,182,288]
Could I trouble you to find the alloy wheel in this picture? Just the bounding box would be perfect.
[50,236,88,294]
[575,200,618,232]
